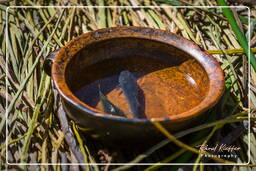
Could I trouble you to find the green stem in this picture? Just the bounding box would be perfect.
[217,0,256,71]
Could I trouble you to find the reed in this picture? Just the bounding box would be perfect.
[0,0,255,170]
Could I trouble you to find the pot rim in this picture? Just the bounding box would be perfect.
[51,26,225,123]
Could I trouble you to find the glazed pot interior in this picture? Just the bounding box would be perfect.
[64,37,210,119]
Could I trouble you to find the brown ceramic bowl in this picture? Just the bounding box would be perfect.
[46,26,224,144]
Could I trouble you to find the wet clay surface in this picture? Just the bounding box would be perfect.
[74,57,209,119]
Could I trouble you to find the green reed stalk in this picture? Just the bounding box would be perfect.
[217,0,256,71]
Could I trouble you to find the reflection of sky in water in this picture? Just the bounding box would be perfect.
[184,73,200,91]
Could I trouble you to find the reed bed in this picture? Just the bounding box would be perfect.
[0,0,255,170]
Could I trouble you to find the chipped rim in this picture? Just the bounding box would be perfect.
[51,26,225,123]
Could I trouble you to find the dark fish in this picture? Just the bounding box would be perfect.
[99,87,126,117]
[118,70,140,118]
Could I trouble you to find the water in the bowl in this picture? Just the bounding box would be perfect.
[74,56,208,119]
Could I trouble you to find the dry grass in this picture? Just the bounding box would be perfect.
[0,0,255,170]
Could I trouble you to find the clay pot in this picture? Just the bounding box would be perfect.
[44,26,224,144]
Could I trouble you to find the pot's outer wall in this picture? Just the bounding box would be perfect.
[62,100,207,144]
